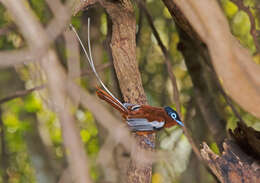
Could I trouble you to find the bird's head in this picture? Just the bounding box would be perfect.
[164,106,184,127]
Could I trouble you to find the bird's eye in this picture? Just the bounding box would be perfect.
[171,113,177,119]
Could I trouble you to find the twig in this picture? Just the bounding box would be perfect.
[0,62,111,105]
[0,85,45,104]
[137,0,202,160]
[230,0,260,53]
[136,0,180,113]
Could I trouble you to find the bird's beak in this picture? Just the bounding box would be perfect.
[176,119,184,127]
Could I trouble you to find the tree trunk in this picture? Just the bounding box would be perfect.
[100,1,154,182]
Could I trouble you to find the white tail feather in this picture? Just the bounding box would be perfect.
[70,19,127,110]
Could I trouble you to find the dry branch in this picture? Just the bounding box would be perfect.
[201,140,260,183]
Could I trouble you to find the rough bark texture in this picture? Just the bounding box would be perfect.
[201,140,260,183]
[100,1,154,183]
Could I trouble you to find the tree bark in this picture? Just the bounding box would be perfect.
[201,140,260,183]
[100,1,154,182]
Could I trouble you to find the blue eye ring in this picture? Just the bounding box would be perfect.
[171,113,177,119]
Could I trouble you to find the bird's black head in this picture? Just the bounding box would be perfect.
[164,106,184,127]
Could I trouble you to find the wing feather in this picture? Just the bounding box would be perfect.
[127,118,165,131]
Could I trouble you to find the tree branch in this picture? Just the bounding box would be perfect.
[0,85,45,104]
[201,140,260,183]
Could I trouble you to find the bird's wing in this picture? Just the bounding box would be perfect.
[127,118,165,131]
[123,103,141,111]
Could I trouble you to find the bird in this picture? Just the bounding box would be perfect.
[70,20,184,135]
[96,87,184,135]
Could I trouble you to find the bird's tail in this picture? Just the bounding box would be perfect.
[70,19,128,114]
[96,88,128,115]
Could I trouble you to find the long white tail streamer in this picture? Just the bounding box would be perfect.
[70,18,127,110]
